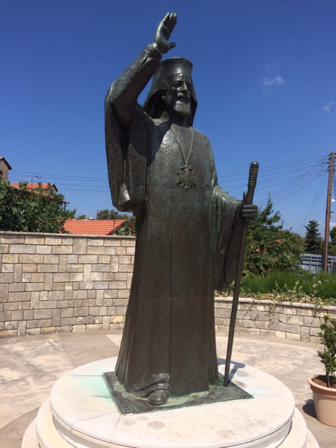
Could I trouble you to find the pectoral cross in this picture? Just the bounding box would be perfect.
[176,165,196,191]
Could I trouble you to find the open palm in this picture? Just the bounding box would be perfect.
[154,13,177,54]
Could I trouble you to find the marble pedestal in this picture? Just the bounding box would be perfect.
[22,358,318,448]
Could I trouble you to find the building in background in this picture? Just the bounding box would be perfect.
[0,157,12,181]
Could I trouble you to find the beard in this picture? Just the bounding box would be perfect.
[172,100,191,117]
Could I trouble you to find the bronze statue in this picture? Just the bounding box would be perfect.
[105,13,257,406]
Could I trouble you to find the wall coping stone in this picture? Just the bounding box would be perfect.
[215,297,336,312]
[0,231,136,240]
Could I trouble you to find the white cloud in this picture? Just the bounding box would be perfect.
[322,102,333,113]
[320,221,336,231]
[262,63,285,95]
[263,76,285,87]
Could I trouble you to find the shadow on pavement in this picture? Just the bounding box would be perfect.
[302,399,317,419]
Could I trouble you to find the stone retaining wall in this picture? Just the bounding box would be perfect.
[0,232,135,337]
[215,298,336,344]
[1,231,335,341]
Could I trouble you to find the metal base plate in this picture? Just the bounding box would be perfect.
[103,372,253,415]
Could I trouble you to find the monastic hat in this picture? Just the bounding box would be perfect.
[143,57,198,126]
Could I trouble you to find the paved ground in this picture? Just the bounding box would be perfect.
[0,330,335,448]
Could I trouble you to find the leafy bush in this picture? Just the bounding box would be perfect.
[244,198,303,276]
[318,315,336,388]
[0,180,75,233]
[300,271,336,301]
[220,270,336,305]
[242,270,303,295]
[113,221,135,236]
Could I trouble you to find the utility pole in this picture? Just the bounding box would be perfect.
[322,151,335,272]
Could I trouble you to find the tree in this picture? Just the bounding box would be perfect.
[96,208,136,226]
[113,221,135,236]
[96,209,111,220]
[304,220,322,254]
[244,198,303,276]
[0,180,75,233]
[329,226,336,256]
[110,209,128,220]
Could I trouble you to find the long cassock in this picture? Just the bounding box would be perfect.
[105,43,244,398]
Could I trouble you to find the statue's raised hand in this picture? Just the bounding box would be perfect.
[154,13,177,54]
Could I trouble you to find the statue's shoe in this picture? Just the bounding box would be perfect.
[148,389,170,406]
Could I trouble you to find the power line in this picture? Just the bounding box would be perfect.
[12,154,327,183]
[297,173,327,233]
[11,170,108,181]
[218,156,327,211]
[223,166,325,193]
[217,154,327,179]
[9,154,332,225]
[257,165,326,206]
[60,188,110,193]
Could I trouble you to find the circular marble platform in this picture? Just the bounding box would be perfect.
[22,357,319,448]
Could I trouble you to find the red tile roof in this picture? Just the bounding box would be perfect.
[10,182,69,204]
[10,182,58,192]
[64,219,127,235]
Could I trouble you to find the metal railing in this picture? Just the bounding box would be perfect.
[300,253,336,274]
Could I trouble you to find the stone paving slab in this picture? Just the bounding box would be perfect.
[0,331,335,448]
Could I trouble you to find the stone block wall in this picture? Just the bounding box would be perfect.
[215,297,336,344]
[0,232,135,337]
[1,231,336,341]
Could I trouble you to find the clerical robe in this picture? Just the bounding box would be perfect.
[105,45,243,397]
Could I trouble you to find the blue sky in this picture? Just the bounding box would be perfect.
[1,0,335,236]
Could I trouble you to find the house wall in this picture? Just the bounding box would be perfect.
[1,231,335,340]
[0,160,9,181]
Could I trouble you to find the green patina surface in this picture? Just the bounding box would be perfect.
[103,372,252,415]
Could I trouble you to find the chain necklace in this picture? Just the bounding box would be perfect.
[171,125,196,191]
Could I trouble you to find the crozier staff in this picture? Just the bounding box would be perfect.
[105,13,257,406]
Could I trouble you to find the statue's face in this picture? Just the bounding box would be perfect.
[161,74,192,118]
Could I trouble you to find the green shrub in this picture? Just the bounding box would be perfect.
[244,198,303,276]
[220,270,336,305]
[318,315,336,388]
[301,271,336,301]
